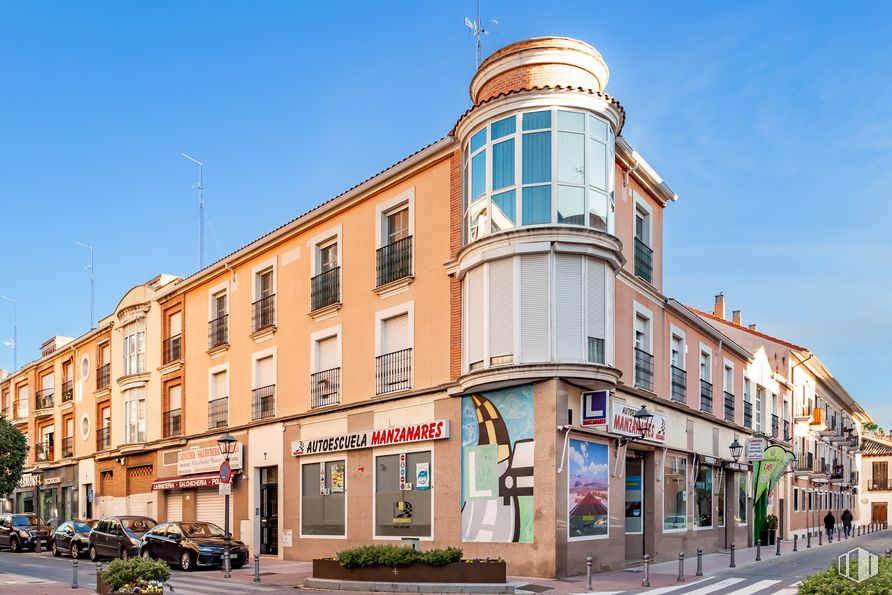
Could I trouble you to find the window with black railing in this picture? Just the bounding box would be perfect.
[376,348,412,395]
[96,364,110,390]
[62,380,73,402]
[783,419,790,441]
[252,385,276,420]
[743,400,753,428]
[252,295,276,332]
[376,236,413,287]
[208,396,229,429]
[61,436,73,458]
[723,391,734,422]
[96,426,111,450]
[850,471,858,484]
[163,408,182,438]
[35,441,53,462]
[634,348,654,392]
[163,334,182,364]
[771,414,779,438]
[670,365,686,403]
[699,380,713,414]
[208,314,229,349]
[634,237,653,284]
[831,464,844,480]
[311,367,341,408]
[311,268,340,311]
[35,388,54,410]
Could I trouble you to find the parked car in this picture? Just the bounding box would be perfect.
[88,516,156,561]
[140,521,248,571]
[51,519,96,558]
[0,513,52,552]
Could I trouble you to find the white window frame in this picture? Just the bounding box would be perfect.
[375,188,415,249]
[251,256,277,302]
[567,437,611,541]
[123,387,146,444]
[298,455,349,540]
[251,346,277,390]
[632,191,654,248]
[755,385,764,433]
[632,301,654,355]
[723,358,734,394]
[207,281,228,320]
[372,444,434,541]
[375,301,415,356]
[306,224,342,277]
[698,343,712,384]
[310,325,342,373]
[669,325,686,370]
[208,362,230,402]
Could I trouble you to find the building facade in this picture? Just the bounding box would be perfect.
[0,36,873,578]
[858,437,892,527]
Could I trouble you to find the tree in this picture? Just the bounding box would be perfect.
[862,422,886,437]
[0,416,28,497]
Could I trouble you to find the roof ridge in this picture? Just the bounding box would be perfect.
[686,306,808,351]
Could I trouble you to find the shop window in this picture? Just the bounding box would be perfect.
[663,455,687,531]
[375,451,432,538]
[694,466,713,528]
[624,458,642,535]
[568,439,609,540]
[301,460,346,537]
[737,473,748,524]
[716,470,725,527]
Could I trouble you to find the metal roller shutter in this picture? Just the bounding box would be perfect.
[520,254,550,362]
[166,491,183,522]
[555,254,583,361]
[194,487,233,530]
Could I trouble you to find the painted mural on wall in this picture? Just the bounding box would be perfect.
[568,439,609,538]
[461,385,535,543]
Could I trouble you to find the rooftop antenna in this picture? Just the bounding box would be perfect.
[0,295,16,370]
[74,241,95,330]
[181,153,205,269]
[464,0,499,67]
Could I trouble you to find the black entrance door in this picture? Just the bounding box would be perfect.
[260,467,278,555]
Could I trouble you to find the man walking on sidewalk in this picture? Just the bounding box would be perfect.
[824,511,837,543]
[841,509,853,537]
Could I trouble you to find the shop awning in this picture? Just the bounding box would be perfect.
[152,473,235,491]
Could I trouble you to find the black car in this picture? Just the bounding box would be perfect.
[89,516,156,561]
[140,521,248,571]
[51,520,96,558]
[0,513,51,552]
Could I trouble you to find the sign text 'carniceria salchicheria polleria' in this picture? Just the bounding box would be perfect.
[291,420,450,456]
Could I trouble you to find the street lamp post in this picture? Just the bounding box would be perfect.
[32,468,43,553]
[217,433,238,579]
[618,405,655,447]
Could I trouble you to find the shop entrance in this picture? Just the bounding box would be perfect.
[624,455,645,562]
[872,502,887,524]
[259,467,278,555]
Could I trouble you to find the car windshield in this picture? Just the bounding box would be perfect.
[74,522,95,533]
[12,514,42,527]
[121,518,156,535]
[182,522,225,538]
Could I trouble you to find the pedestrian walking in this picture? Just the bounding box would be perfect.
[824,511,837,543]
[842,509,853,538]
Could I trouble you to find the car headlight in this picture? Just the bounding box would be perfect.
[18,530,30,538]
[130,536,141,546]
[199,546,214,553]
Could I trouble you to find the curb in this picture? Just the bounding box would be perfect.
[304,578,515,593]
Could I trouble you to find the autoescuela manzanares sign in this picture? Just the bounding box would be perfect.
[291,420,450,456]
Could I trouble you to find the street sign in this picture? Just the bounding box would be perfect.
[747,438,766,461]
[581,390,608,426]
[219,482,231,496]
[219,460,232,484]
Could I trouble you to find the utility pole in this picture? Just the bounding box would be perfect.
[74,241,95,329]
[181,153,205,269]
[0,295,16,370]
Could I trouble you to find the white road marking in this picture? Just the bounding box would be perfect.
[724,579,781,594]
[677,577,745,595]
[631,576,718,594]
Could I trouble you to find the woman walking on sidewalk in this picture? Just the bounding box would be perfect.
[841,509,853,537]
[824,511,837,543]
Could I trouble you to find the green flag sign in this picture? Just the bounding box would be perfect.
[754,445,793,502]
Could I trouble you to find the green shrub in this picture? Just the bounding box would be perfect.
[798,555,892,595]
[98,557,171,591]
[336,545,463,568]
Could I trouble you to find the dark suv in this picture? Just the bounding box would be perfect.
[0,513,51,552]
[88,516,156,560]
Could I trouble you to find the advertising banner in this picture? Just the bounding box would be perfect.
[609,402,667,444]
[754,445,794,502]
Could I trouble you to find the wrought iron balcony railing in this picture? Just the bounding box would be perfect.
[35,388,54,410]
[61,380,73,402]
[96,426,111,451]
[162,334,182,364]
[700,380,713,415]
[208,314,229,349]
[252,295,276,332]
[376,236,413,287]
[743,401,753,429]
[96,364,110,390]
[311,367,341,408]
[376,348,413,395]
[61,436,73,458]
[771,414,779,438]
[634,348,654,392]
[723,391,734,422]
[252,385,276,420]
[633,237,653,284]
[670,365,686,403]
[163,408,182,438]
[208,396,229,429]
[35,441,53,462]
[311,267,341,311]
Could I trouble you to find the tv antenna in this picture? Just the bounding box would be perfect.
[464,0,499,67]
[74,241,95,329]
[181,153,205,269]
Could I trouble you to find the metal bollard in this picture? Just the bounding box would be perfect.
[776,537,781,556]
[586,555,592,591]
[794,534,798,552]
[695,548,703,576]
[730,543,736,568]
[677,552,685,583]
[72,558,79,589]
[756,539,762,561]
[819,530,822,545]
[642,554,651,587]
[254,553,261,583]
[807,531,811,548]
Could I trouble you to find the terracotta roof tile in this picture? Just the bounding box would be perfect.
[686,306,808,352]
[861,436,892,456]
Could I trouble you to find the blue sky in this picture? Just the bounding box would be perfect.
[1,2,889,425]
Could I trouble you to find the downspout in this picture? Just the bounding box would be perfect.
[623,157,640,189]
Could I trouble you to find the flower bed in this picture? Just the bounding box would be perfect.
[312,545,506,584]
[96,557,171,594]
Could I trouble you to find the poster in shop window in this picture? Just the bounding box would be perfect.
[568,438,609,539]
[415,462,430,490]
[330,463,345,493]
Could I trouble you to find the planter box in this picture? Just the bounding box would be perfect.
[313,558,507,583]
[96,573,170,594]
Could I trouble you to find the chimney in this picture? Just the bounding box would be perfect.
[748,323,758,331]
[732,310,742,325]
[714,293,726,319]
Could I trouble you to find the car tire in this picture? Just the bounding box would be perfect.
[89,546,98,561]
[9,537,20,553]
[141,548,152,559]
[70,543,80,559]
[52,542,60,556]
[120,547,129,560]
[180,551,194,571]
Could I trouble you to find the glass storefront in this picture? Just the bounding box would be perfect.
[663,455,687,531]
[694,467,713,528]
[375,451,432,538]
[625,458,643,533]
[301,460,346,536]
